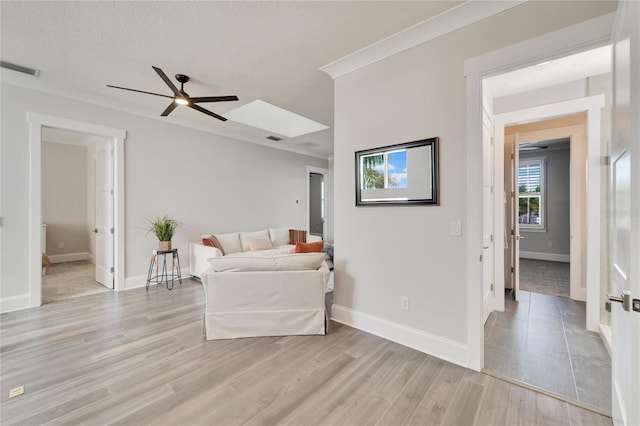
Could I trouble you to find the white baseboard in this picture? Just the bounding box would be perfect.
[124,275,148,290]
[0,294,31,313]
[599,323,612,357]
[331,304,468,368]
[48,252,92,263]
[124,268,191,291]
[520,251,570,263]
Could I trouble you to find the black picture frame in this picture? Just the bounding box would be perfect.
[355,137,439,206]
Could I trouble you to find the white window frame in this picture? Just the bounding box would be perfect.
[518,157,546,231]
[360,149,407,190]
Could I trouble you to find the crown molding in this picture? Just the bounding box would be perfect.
[1,70,329,160]
[320,0,528,79]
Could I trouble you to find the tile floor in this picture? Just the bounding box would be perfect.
[520,258,570,298]
[484,290,611,412]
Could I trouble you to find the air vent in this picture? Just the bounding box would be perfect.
[0,61,40,76]
[266,135,283,141]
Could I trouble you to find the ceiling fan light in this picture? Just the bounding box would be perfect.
[175,97,189,105]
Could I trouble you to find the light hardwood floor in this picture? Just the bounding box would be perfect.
[1,279,611,425]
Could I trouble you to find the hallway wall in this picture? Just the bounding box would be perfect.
[42,141,90,257]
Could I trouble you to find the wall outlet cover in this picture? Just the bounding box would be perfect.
[400,296,410,311]
[9,386,24,398]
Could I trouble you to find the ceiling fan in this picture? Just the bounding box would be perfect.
[107,66,238,121]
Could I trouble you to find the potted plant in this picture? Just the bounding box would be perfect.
[147,214,180,251]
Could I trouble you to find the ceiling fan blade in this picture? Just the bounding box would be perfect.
[189,103,227,121]
[189,95,239,103]
[160,101,179,117]
[106,85,173,99]
[152,66,180,96]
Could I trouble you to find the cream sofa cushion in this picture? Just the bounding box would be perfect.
[248,237,273,251]
[207,252,326,272]
[239,229,270,252]
[269,228,291,247]
[225,246,295,258]
[214,232,242,255]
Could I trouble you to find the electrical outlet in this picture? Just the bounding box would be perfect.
[9,386,24,398]
[548,242,553,248]
[58,242,64,249]
[400,296,410,311]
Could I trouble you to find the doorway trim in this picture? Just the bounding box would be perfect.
[463,12,614,371]
[306,166,329,241]
[27,113,126,307]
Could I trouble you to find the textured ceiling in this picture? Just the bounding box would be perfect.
[1,1,465,157]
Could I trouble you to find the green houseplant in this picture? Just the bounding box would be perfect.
[147,214,180,251]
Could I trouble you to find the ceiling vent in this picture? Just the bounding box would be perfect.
[266,135,283,141]
[0,61,40,76]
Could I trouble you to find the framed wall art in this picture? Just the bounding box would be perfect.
[355,137,439,206]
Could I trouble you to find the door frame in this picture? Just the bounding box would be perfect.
[508,123,586,304]
[28,113,126,306]
[481,101,496,321]
[306,166,329,241]
[464,12,614,371]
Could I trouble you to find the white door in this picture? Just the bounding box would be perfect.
[482,109,494,323]
[511,136,521,302]
[95,140,114,289]
[609,2,639,425]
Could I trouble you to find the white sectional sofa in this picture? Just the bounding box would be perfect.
[189,228,328,340]
[202,252,329,340]
[189,227,322,279]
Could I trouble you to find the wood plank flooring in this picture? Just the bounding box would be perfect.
[1,279,612,425]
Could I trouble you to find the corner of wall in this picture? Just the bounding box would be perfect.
[331,304,469,368]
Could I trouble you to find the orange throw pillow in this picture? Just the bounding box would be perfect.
[294,241,324,253]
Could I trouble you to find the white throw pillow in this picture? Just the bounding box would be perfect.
[239,229,270,252]
[207,252,326,272]
[269,228,291,247]
[248,237,273,251]
[214,232,242,255]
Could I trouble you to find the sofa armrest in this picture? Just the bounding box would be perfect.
[189,243,223,279]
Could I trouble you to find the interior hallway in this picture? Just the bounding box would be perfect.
[484,289,611,413]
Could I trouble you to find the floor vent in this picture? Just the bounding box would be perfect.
[0,61,40,76]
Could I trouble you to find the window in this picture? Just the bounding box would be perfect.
[518,158,545,229]
[360,149,408,190]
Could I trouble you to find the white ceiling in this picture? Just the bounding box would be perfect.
[1,1,470,158]
[484,44,612,99]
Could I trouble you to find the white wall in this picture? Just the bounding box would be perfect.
[42,141,90,256]
[326,156,334,243]
[332,1,615,365]
[0,83,327,304]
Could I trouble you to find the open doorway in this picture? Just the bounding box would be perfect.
[40,127,114,303]
[481,58,611,411]
[516,136,571,298]
[307,166,328,240]
[27,113,125,307]
[309,173,324,238]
